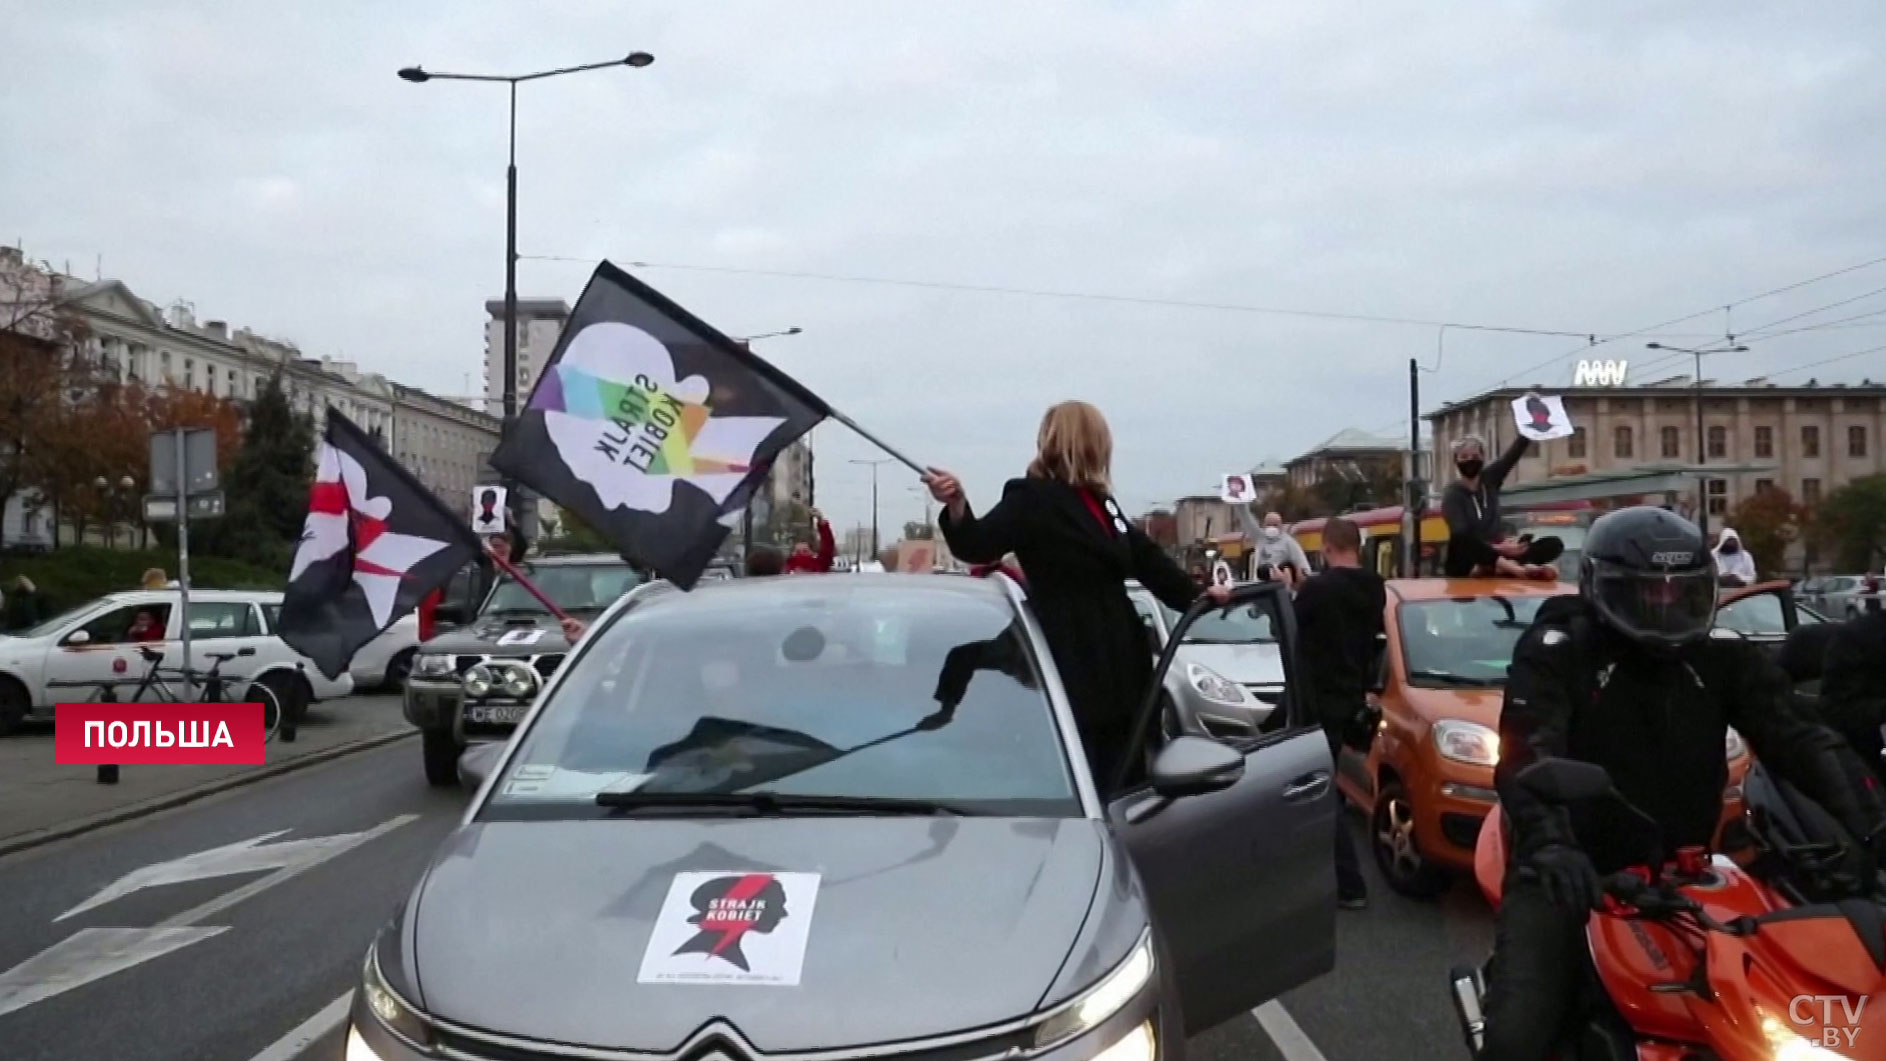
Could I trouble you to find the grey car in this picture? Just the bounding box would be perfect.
[347,575,1337,1061]
[1127,581,1282,740]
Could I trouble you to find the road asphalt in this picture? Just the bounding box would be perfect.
[0,738,1493,1061]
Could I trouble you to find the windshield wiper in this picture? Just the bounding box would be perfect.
[1182,636,1272,645]
[593,790,965,816]
[1407,669,1503,688]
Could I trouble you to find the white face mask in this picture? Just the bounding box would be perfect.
[1263,526,1281,540]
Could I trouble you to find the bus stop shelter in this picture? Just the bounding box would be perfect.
[1502,462,1776,510]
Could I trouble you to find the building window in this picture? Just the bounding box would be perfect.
[1706,425,1727,459]
[1850,425,1868,458]
[1567,428,1586,459]
[1754,426,1773,459]
[1755,478,1773,495]
[1706,478,1728,516]
[1613,425,1633,459]
[1803,478,1822,505]
[1659,426,1680,459]
[1802,425,1820,458]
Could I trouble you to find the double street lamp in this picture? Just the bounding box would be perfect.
[93,475,137,549]
[1645,341,1750,538]
[397,51,655,503]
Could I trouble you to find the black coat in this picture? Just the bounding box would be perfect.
[1820,610,1886,774]
[939,477,1199,791]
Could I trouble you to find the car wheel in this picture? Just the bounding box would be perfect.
[0,676,27,736]
[383,649,416,692]
[422,727,461,787]
[1371,778,1451,898]
[257,672,308,743]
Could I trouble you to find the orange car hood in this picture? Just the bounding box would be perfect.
[1400,684,1504,729]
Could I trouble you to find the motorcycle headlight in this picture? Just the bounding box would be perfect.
[1186,663,1249,707]
[1760,1013,1853,1059]
[356,942,432,1053]
[461,664,493,699]
[1725,726,1747,762]
[1434,720,1500,766]
[411,653,453,678]
[1033,933,1155,1050]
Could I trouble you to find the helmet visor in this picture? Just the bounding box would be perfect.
[1588,561,1718,646]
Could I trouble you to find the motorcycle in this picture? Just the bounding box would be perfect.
[1449,757,1886,1060]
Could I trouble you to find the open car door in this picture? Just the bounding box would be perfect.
[1106,581,1336,1035]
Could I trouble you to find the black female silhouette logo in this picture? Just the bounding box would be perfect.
[672,873,790,971]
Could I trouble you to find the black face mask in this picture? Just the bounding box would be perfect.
[1721,542,1739,553]
[1457,459,1484,479]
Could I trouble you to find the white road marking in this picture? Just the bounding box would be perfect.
[0,814,417,1018]
[1253,1000,1330,1061]
[245,991,353,1061]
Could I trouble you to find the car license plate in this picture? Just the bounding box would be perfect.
[466,704,529,726]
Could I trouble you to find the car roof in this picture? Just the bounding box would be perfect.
[97,588,280,603]
[520,552,638,566]
[1386,577,1575,603]
[628,572,1011,613]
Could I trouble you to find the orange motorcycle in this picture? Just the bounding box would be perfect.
[1449,758,1886,1060]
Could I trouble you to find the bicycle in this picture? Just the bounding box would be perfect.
[84,644,285,742]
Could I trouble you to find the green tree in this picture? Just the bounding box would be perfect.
[1725,488,1806,577]
[1811,475,1886,572]
[543,508,614,554]
[198,373,313,567]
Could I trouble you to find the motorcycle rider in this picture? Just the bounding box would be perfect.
[1478,506,1886,1061]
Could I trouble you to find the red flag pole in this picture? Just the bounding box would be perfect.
[483,544,572,621]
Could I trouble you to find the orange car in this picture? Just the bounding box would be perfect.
[1336,578,1755,898]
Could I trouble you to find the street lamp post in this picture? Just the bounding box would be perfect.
[851,458,893,557]
[93,475,136,549]
[1646,342,1749,539]
[398,52,655,498]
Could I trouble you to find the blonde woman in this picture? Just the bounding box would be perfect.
[922,401,1228,792]
[141,567,168,590]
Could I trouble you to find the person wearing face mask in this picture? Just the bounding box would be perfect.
[1711,527,1755,585]
[1441,432,1560,580]
[1237,507,1311,587]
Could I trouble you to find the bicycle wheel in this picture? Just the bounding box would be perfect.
[244,682,284,743]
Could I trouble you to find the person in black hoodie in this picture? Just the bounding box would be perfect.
[1291,516,1386,909]
[1819,608,1886,780]
[1477,506,1886,1061]
[923,400,1229,794]
[1441,429,1560,580]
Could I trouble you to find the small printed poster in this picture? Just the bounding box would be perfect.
[1219,474,1254,504]
[1212,560,1235,587]
[471,485,509,535]
[637,872,821,986]
[1511,393,1574,442]
[496,628,546,646]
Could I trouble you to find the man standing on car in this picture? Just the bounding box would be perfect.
[1291,516,1384,910]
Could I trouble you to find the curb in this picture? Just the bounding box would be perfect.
[0,729,418,859]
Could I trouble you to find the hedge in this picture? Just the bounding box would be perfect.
[0,547,283,615]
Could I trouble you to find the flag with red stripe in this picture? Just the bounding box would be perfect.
[277,409,484,679]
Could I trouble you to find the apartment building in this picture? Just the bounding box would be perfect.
[483,298,571,412]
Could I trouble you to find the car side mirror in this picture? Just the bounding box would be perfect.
[1515,758,1613,803]
[1149,736,1245,799]
[63,629,91,646]
[459,742,504,790]
[237,646,257,657]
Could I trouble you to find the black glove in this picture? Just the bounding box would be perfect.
[1526,843,1605,912]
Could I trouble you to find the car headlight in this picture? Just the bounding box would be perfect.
[1185,663,1249,707]
[1091,1021,1156,1061]
[411,653,453,678]
[1433,720,1500,766]
[1033,933,1155,1049]
[1725,726,1747,761]
[1761,1013,1853,1059]
[358,942,432,1052]
[462,664,494,699]
[493,660,538,700]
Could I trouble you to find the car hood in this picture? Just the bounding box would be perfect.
[1176,641,1285,685]
[1401,685,1503,729]
[408,816,1109,1052]
[419,614,572,656]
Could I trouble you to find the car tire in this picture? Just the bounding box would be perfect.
[423,728,461,787]
[1370,777,1451,898]
[0,676,27,737]
[257,672,308,744]
[383,649,416,692]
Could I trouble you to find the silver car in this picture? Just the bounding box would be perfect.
[1127,581,1281,740]
[347,575,1336,1061]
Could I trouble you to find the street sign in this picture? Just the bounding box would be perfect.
[142,491,224,522]
[148,428,219,496]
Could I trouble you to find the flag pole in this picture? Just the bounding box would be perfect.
[826,407,926,476]
[483,544,572,621]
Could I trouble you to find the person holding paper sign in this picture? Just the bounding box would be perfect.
[1237,507,1310,588]
[1442,431,1560,580]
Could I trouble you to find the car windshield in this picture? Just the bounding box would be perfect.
[1399,595,1549,687]
[1177,599,1277,644]
[484,583,1080,818]
[483,561,643,615]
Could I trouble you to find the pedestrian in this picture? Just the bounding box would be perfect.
[1290,516,1384,909]
[784,507,836,573]
[140,567,168,590]
[923,400,1231,793]
[1440,432,1560,579]
[1712,527,1756,585]
[4,575,47,632]
[1238,507,1311,588]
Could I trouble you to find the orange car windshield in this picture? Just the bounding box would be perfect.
[1399,595,1549,688]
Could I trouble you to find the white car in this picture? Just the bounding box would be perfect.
[0,588,353,734]
[349,612,421,690]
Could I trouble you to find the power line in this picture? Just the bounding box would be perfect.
[1760,340,1886,381]
[1734,282,1886,339]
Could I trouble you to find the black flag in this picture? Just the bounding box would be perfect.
[278,409,483,679]
[488,262,830,589]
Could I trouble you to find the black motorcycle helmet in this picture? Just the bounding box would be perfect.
[1578,506,1719,650]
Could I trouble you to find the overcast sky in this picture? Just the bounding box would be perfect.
[7,1,1886,534]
